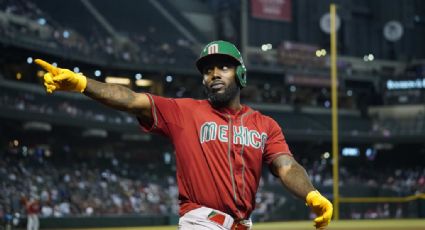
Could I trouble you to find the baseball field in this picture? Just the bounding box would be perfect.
[69,219,425,230]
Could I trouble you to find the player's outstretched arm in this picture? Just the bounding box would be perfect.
[34,59,152,120]
[83,78,151,118]
[271,155,333,229]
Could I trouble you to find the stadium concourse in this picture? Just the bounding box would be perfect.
[1,0,425,229]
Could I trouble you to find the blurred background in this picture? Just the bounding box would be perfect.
[0,0,424,229]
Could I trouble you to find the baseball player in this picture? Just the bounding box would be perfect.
[35,40,333,229]
[23,195,40,230]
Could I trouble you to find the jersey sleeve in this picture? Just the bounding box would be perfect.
[263,118,292,165]
[137,94,183,137]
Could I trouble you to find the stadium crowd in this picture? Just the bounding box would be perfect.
[0,86,137,126]
[1,141,424,221]
[0,0,196,66]
[0,146,277,220]
[0,148,178,217]
[0,0,385,112]
[302,158,425,196]
[2,84,425,140]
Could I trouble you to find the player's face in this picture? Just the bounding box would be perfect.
[202,57,239,107]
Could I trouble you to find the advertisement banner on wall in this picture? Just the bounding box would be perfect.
[251,0,292,22]
[385,78,425,90]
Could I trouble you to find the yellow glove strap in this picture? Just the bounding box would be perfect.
[306,190,320,205]
[75,73,87,93]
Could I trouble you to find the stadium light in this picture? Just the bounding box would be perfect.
[105,76,131,85]
[135,79,153,87]
[363,53,375,62]
[63,30,70,39]
[261,43,272,51]
[135,73,142,80]
[324,100,331,108]
[164,152,172,164]
[316,49,327,57]
[37,70,45,78]
[323,152,330,159]
[37,18,46,25]
[342,147,360,157]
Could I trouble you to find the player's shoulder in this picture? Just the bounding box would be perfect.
[152,95,203,105]
[149,95,207,110]
[174,97,208,108]
[246,107,280,126]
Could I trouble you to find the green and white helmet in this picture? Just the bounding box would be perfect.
[196,40,247,88]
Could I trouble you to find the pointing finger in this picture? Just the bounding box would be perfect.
[35,59,60,75]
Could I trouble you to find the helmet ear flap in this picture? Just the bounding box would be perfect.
[236,65,247,88]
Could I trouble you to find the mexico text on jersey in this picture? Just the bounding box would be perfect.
[200,122,268,151]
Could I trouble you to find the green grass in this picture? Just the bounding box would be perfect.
[69,219,425,230]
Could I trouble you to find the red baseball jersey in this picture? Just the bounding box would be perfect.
[139,94,292,219]
[26,200,40,215]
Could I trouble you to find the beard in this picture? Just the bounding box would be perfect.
[204,80,239,108]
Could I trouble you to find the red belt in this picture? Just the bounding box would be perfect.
[207,211,249,230]
[231,221,249,230]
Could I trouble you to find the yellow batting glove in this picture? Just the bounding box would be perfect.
[34,59,87,93]
[306,190,333,229]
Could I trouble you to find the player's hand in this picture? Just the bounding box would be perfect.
[34,59,87,93]
[306,190,333,229]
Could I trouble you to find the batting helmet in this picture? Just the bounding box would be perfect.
[196,40,247,88]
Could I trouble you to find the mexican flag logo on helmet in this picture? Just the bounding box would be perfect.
[196,40,247,88]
